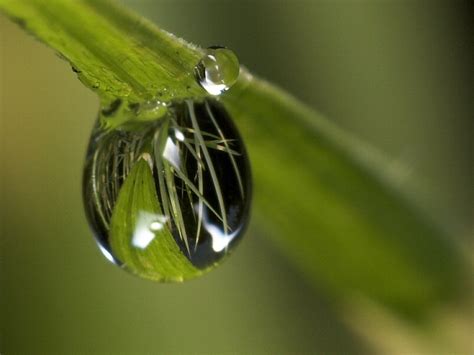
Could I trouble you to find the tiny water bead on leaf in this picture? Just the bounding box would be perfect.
[83,99,252,282]
[194,46,240,95]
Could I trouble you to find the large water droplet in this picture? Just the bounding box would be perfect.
[194,46,240,96]
[83,99,252,282]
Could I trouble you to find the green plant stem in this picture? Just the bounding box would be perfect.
[0,0,465,317]
[0,0,204,102]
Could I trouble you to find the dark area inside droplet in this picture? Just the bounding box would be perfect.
[164,100,252,268]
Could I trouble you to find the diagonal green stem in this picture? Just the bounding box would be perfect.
[0,0,204,102]
[0,0,466,317]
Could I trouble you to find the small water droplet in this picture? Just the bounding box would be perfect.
[83,99,252,281]
[99,99,169,131]
[194,46,240,96]
[135,100,168,121]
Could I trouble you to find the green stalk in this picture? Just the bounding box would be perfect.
[0,0,465,317]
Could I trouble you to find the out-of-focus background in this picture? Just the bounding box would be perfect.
[1,1,472,354]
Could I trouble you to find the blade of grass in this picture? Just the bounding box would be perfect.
[164,160,191,255]
[0,0,466,316]
[187,100,229,234]
[205,101,244,198]
[0,0,204,103]
[153,117,173,229]
[194,135,204,251]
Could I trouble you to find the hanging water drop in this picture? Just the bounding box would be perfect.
[83,99,252,282]
[194,46,240,96]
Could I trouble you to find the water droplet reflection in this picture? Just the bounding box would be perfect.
[194,46,240,95]
[83,99,252,280]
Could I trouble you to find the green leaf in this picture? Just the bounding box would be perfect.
[109,158,201,282]
[225,81,464,316]
[0,0,204,103]
[0,0,466,316]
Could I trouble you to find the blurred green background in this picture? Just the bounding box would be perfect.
[1,1,472,354]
